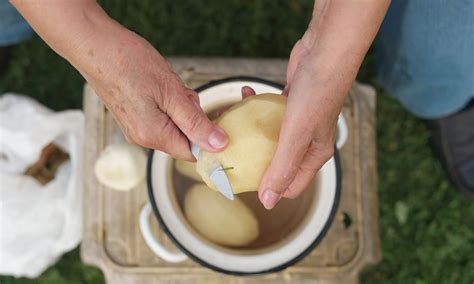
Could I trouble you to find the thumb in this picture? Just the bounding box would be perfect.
[167,88,229,154]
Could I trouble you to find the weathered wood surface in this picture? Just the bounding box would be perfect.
[81,57,379,284]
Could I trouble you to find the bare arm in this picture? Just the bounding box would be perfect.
[259,0,390,209]
[11,0,229,160]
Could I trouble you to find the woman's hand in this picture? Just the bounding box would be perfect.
[83,32,229,161]
[12,0,228,161]
[258,0,390,209]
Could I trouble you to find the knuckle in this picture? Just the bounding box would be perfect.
[186,111,205,134]
[308,140,334,163]
[132,127,163,150]
[285,187,300,199]
[157,87,172,111]
[159,116,175,135]
[133,127,156,148]
[134,115,180,151]
[158,122,178,149]
[281,164,298,181]
[185,89,199,102]
[156,78,176,111]
[306,142,319,159]
[322,146,335,160]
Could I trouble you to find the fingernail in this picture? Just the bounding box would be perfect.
[208,128,228,149]
[261,189,281,210]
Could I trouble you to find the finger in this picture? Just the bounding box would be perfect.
[167,88,229,153]
[283,141,334,199]
[258,139,308,209]
[258,67,329,209]
[282,85,289,97]
[216,86,257,116]
[216,108,228,117]
[241,86,256,98]
[258,106,315,209]
[130,109,194,161]
[102,86,195,160]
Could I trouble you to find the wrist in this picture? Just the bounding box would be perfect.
[66,12,162,90]
[62,5,127,78]
[71,18,179,100]
[302,0,390,82]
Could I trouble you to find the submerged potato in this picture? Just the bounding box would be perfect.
[184,184,259,247]
[196,94,286,194]
[175,159,202,181]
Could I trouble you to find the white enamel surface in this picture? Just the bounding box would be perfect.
[149,80,339,273]
[336,114,348,149]
[198,81,282,113]
[139,203,188,263]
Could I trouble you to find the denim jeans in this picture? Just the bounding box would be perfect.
[0,1,33,46]
[1,1,473,119]
[376,0,474,119]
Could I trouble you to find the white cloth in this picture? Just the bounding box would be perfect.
[0,94,84,278]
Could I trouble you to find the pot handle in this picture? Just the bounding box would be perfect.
[139,203,188,263]
[336,113,348,149]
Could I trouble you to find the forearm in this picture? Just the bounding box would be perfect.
[309,0,390,63]
[10,0,156,85]
[301,0,390,111]
[259,1,390,205]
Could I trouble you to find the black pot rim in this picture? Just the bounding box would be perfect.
[146,76,342,276]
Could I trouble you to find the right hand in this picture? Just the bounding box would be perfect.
[82,31,228,161]
[11,1,228,161]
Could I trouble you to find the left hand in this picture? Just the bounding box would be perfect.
[258,29,343,209]
[257,0,390,209]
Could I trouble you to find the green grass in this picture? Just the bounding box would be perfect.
[1,1,473,283]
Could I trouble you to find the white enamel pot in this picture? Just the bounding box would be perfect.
[141,77,345,275]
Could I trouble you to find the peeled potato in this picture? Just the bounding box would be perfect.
[175,159,202,181]
[196,94,286,194]
[94,142,146,191]
[184,184,259,247]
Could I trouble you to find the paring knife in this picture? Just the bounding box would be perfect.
[191,143,234,200]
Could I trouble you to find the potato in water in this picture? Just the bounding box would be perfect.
[196,94,286,194]
[184,184,259,247]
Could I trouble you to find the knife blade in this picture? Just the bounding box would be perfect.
[191,143,234,200]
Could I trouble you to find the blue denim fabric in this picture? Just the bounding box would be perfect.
[0,1,33,46]
[376,0,474,119]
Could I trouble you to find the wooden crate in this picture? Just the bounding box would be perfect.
[81,58,380,283]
